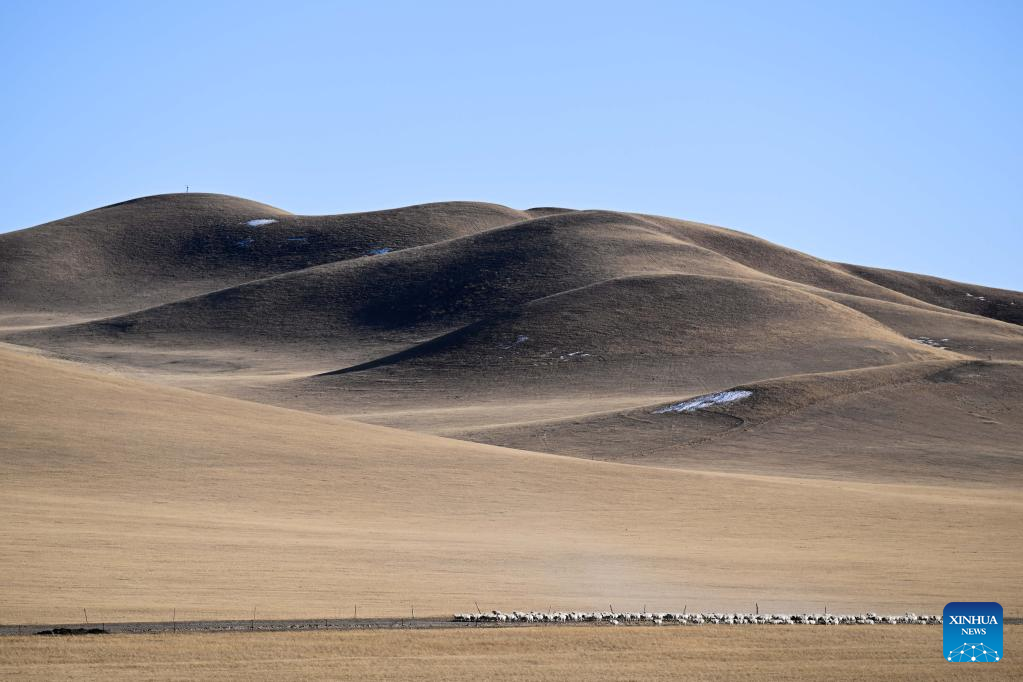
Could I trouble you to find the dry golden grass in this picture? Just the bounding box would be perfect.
[459,359,1023,486]
[2,195,1022,676]
[1,626,1020,681]
[3,344,1021,623]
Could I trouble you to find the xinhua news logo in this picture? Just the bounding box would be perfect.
[943,602,1002,662]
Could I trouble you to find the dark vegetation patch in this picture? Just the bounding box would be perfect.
[35,627,109,636]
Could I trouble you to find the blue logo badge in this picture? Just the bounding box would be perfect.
[944,602,1002,662]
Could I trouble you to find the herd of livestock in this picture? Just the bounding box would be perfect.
[453,611,942,626]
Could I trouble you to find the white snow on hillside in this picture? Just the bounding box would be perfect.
[654,390,752,414]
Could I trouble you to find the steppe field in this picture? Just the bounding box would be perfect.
[2,627,1022,681]
[2,194,1021,676]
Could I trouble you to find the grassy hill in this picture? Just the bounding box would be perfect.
[2,194,1021,623]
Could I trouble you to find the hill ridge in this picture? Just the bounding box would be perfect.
[3,193,1020,480]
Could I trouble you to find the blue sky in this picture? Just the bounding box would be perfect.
[2,1,1020,289]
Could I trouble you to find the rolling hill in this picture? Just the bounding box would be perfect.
[4,193,1021,464]
[2,192,1021,623]
[0,193,527,327]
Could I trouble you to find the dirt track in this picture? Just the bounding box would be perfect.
[5,617,1022,637]
[1,618,459,637]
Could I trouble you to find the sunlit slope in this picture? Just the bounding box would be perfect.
[458,359,1023,486]
[810,291,1023,362]
[631,212,952,308]
[2,344,1019,622]
[838,262,1023,325]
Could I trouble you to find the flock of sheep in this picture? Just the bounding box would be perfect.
[453,611,941,626]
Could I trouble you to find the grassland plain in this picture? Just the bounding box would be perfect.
[3,343,1021,623]
[2,194,1022,677]
[1,626,1021,681]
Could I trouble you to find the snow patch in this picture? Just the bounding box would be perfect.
[654,390,752,414]
[368,247,393,255]
[913,337,947,349]
[500,335,529,350]
[244,219,277,227]
[235,237,254,248]
[558,351,592,361]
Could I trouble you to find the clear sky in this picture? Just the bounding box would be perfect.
[2,1,1020,289]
